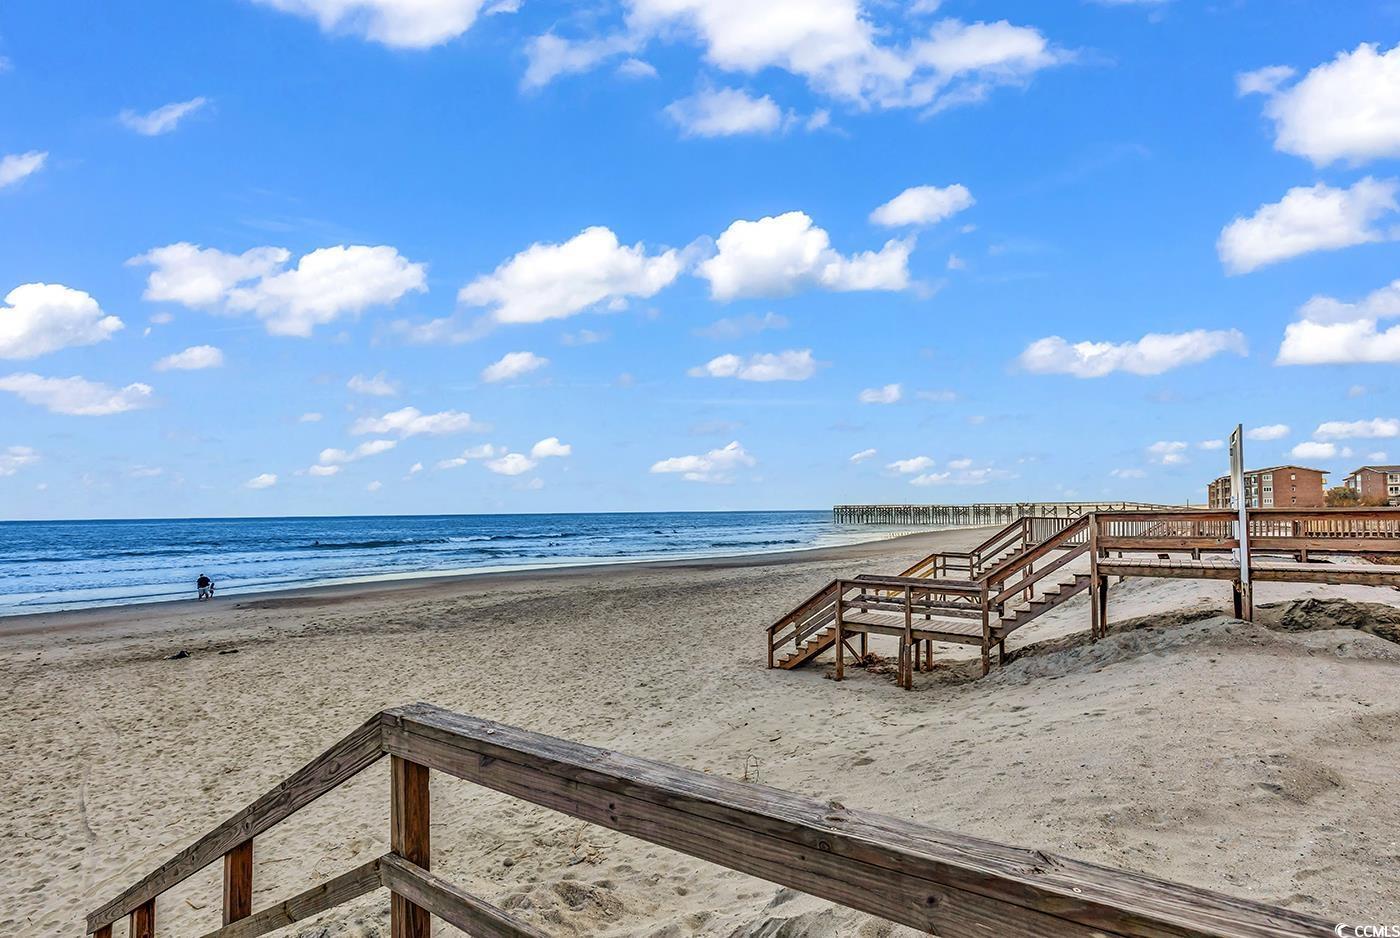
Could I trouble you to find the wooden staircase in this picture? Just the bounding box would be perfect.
[776,624,838,669]
[994,572,1092,636]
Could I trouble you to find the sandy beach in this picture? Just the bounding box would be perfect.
[5,526,1399,936]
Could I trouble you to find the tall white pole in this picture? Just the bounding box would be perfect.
[1229,424,1253,618]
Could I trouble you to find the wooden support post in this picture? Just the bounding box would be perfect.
[1098,577,1109,635]
[834,584,845,682]
[130,898,155,938]
[1088,515,1102,641]
[94,927,112,938]
[979,585,991,677]
[223,839,254,925]
[1232,580,1242,619]
[390,756,432,938]
[903,587,913,691]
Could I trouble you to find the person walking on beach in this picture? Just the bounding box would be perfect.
[196,573,214,601]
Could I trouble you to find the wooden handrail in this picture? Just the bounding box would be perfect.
[978,515,1091,589]
[89,703,1337,937]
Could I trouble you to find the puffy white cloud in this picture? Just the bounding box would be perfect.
[1314,418,1400,440]
[909,465,1005,486]
[299,412,323,423]
[350,407,485,437]
[0,373,153,415]
[695,312,788,339]
[1290,441,1341,460]
[650,440,755,483]
[319,439,397,465]
[1217,178,1397,274]
[0,445,38,476]
[1109,467,1146,479]
[688,349,817,381]
[1198,439,1225,450]
[481,350,549,383]
[119,97,207,135]
[0,283,124,359]
[616,2,1064,111]
[1018,329,1246,377]
[849,448,877,463]
[460,227,681,324]
[523,33,640,88]
[1148,441,1188,465]
[0,151,47,189]
[486,452,536,475]
[245,472,278,489]
[347,372,399,396]
[888,455,935,474]
[154,345,223,371]
[665,87,786,137]
[870,184,974,227]
[858,383,902,404]
[698,212,911,300]
[436,443,501,469]
[530,437,572,458]
[130,243,426,337]
[251,0,489,48]
[1277,278,1400,365]
[308,464,340,477]
[366,480,383,492]
[1246,424,1290,441]
[1246,43,1400,166]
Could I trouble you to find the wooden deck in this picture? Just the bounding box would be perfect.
[86,704,1339,938]
[1098,555,1400,586]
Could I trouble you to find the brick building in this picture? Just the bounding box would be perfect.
[1206,465,1327,508]
[1342,465,1400,506]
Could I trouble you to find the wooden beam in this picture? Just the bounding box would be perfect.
[381,703,1335,938]
[390,757,432,938]
[87,712,386,933]
[223,840,254,925]
[378,854,547,938]
[130,899,155,938]
[197,856,385,938]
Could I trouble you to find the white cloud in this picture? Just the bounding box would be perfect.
[1109,467,1146,479]
[1246,43,1400,166]
[1290,441,1340,460]
[119,97,207,135]
[154,345,223,371]
[308,464,340,476]
[887,455,935,474]
[436,443,501,469]
[319,439,398,465]
[1148,441,1188,465]
[0,445,38,476]
[1198,439,1225,450]
[408,461,424,474]
[858,383,902,404]
[0,373,153,415]
[481,350,549,383]
[946,253,966,271]
[698,212,911,300]
[1018,329,1246,377]
[665,87,786,137]
[1246,424,1290,441]
[695,312,788,339]
[870,184,974,227]
[688,349,817,381]
[460,227,681,324]
[614,3,1065,112]
[347,372,399,396]
[618,57,658,79]
[366,480,382,492]
[0,151,47,189]
[1217,178,1397,274]
[650,440,755,483]
[916,389,957,402]
[245,472,278,489]
[251,0,489,48]
[486,452,536,475]
[1314,418,1400,440]
[530,437,572,458]
[299,412,323,423]
[1277,278,1400,365]
[0,283,124,359]
[849,448,877,463]
[350,407,484,437]
[131,243,426,337]
[523,33,641,88]
[909,465,1005,486]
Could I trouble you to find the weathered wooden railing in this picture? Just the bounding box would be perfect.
[87,703,1337,937]
[1095,508,1400,558]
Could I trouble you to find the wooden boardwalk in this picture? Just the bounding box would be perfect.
[833,500,1178,526]
[85,704,1338,937]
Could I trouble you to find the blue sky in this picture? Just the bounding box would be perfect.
[2,0,1399,520]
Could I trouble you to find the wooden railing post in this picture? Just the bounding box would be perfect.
[93,927,112,938]
[130,898,155,938]
[390,756,432,938]
[223,839,253,925]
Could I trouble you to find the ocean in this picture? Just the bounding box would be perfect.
[0,511,900,615]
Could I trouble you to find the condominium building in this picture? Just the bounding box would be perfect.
[1206,465,1327,509]
[1342,465,1400,506]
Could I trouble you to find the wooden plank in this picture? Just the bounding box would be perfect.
[130,899,155,938]
[87,712,387,932]
[198,857,385,938]
[93,928,112,938]
[378,854,547,938]
[381,703,1336,938]
[223,840,254,925]
[390,757,432,938]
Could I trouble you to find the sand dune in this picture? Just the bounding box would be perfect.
[2,528,1398,936]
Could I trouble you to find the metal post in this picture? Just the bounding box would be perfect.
[1229,425,1253,621]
